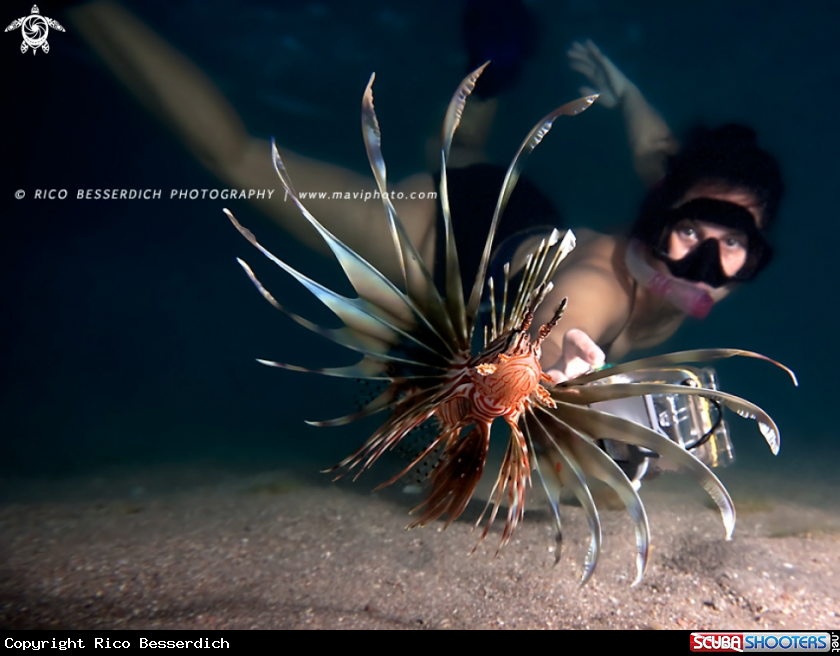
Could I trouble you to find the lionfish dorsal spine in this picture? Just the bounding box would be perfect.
[361,73,407,290]
[436,62,491,349]
[360,76,462,351]
[269,139,465,362]
[465,95,598,338]
[438,151,468,348]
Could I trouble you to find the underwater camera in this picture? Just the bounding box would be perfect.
[590,366,734,489]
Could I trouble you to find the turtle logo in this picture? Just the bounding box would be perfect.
[5,5,65,55]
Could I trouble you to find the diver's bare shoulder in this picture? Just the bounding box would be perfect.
[534,229,635,366]
[555,229,635,320]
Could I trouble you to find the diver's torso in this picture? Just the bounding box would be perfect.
[561,230,687,362]
[603,236,687,360]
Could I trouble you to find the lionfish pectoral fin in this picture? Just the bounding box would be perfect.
[305,385,401,428]
[524,419,564,561]
[237,257,411,358]
[526,410,602,584]
[409,422,492,530]
[566,348,798,388]
[271,143,460,356]
[327,399,439,480]
[372,428,449,493]
[556,382,782,455]
[554,401,736,540]
[257,355,399,380]
[531,453,564,562]
[227,210,452,364]
[360,74,406,289]
[538,408,650,586]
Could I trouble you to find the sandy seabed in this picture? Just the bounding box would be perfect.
[1,455,838,630]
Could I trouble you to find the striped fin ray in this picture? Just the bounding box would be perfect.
[438,156,467,347]
[554,382,782,455]
[360,76,459,347]
[550,401,736,540]
[511,233,555,328]
[271,141,456,358]
[374,426,452,493]
[520,229,576,325]
[312,380,448,429]
[466,95,598,336]
[441,62,489,159]
[226,209,449,364]
[565,348,799,388]
[306,385,400,427]
[536,407,651,586]
[498,262,511,339]
[240,254,452,385]
[410,422,493,530]
[473,423,531,552]
[508,239,549,333]
[331,395,442,478]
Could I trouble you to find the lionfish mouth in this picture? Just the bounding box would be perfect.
[225,65,798,586]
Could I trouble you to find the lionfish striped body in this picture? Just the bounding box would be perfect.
[226,66,797,585]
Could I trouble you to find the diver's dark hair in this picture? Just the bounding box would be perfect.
[631,124,785,245]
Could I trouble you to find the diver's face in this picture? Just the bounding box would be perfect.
[668,220,748,277]
[666,183,762,279]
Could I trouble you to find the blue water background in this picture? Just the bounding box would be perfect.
[1,0,837,483]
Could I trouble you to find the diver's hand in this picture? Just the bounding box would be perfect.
[546,329,606,383]
[567,40,632,109]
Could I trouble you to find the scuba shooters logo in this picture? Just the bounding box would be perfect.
[690,632,836,652]
[4,5,65,55]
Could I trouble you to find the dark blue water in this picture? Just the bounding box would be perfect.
[2,0,837,482]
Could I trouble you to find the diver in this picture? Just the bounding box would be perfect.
[515,40,783,386]
[450,16,783,485]
[66,2,783,479]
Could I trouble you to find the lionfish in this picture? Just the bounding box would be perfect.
[225,65,797,585]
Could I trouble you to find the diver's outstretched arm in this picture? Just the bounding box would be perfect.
[567,39,678,186]
[66,1,437,276]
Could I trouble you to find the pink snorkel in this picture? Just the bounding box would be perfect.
[624,239,717,319]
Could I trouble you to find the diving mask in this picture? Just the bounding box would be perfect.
[653,198,773,287]
[625,238,723,318]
